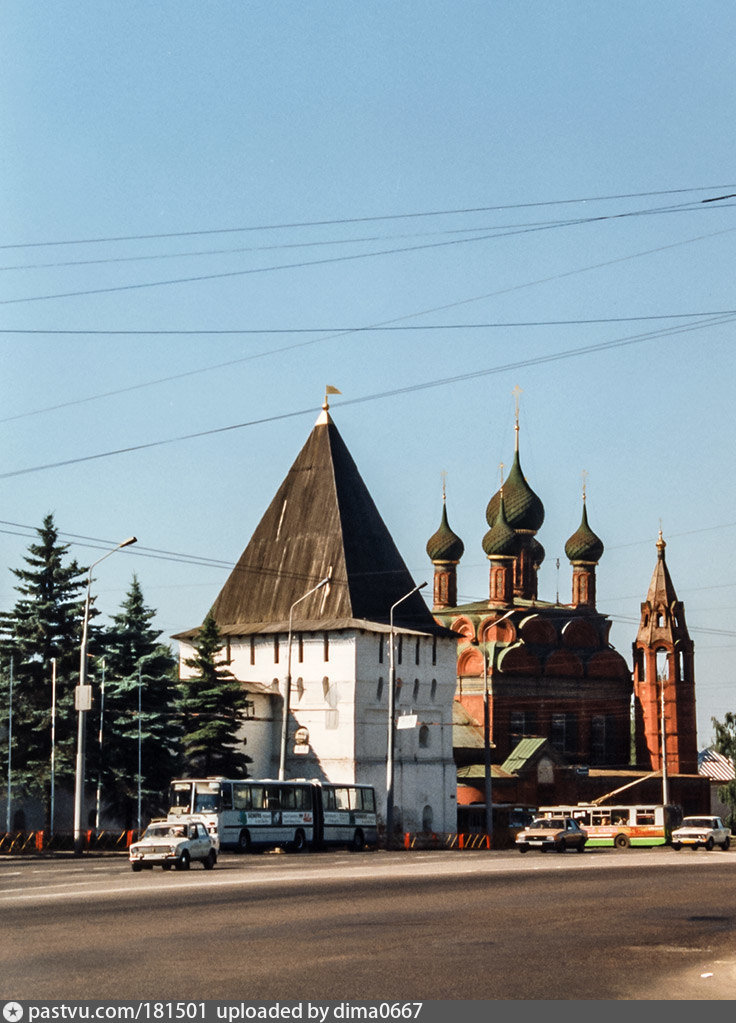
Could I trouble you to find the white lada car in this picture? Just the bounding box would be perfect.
[671,816,731,851]
[129,817,218,871]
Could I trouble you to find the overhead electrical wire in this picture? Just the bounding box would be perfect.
[2,183,734,250]
[1,309,734,480]
[1,198,733,274]
[2,215,735,425]
[3,202,736,307]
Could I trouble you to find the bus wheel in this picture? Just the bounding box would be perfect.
[289,829,307,853]
[350,829,365,852]
[237,830,252,853]
[613,834,630,850]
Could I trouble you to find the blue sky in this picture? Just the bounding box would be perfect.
[1,1,735,745]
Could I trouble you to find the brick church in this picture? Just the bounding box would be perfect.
[426,402,707,813]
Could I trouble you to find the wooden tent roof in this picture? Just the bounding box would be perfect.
[181,409,439,637]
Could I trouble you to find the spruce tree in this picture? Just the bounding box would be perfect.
[99,575,180,827]
[0,514,88,816]
[179,613,251,778]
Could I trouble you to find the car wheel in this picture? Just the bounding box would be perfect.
[131,862,142,872]
[705,837,714,851]
[175,850,190,871]
[671,842,681,851]
[517,844,529,854]
[613,834,630,850]
[203,850,216,870]
[690,843,699,851]
[555,840,566,853]
[721,838,730,850]
[237,829,252,853]
[576,841,585,853]
[350,829,365,852]
[162,863,173,870]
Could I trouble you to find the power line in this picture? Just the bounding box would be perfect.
[3,184,734,250]
[1,310,733,480]
[4,202,736,307]
[2,199,731,274]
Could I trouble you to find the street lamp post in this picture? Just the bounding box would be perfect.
[278,573,332,781]
[385,581,427,849]
[482,607,516,846]
[73,536,137,856]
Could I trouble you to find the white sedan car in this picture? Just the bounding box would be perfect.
[129,818,217,871]
[671,816,731,851]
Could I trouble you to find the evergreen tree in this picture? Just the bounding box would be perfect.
[712,713,736,830]
[0,514,88,815]
[179,613,251,777]
[99,575,180,827]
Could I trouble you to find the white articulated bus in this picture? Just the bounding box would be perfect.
[168,777,378,853]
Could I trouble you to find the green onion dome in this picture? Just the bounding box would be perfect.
[426,502,465,563]
[486,449,545,533]
[528,535,546,568]
[565,503,604,563]
[482,494,521,558]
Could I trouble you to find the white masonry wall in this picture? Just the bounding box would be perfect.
[178,626,457,833]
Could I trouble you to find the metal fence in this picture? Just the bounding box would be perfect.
[0,829,140,854]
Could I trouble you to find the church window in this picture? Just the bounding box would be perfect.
[296,677,304,701]
[297,633,304,663]
[398,635,403,665]
[419,725,430,749]
[376,677,384,702]
[432,635,437,666]
[412,678,420,702]
[591,714,616,765]
[430,678,437,701]
[379,634,384,664]
[274,634,280,664]
[415,638,421,665]
[551,712,577,756]
[323,632,329,661]
[250,635,255,666]
[510,710,536,748]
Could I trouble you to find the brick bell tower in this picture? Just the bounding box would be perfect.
[633,531,697,774]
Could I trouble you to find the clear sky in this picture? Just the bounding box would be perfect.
[1,1,735,746]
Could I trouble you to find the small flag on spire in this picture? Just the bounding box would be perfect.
[323,385,341,411]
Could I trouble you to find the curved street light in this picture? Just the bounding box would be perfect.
[73,536,137,855]
[385,581,427,848]
[277,572,332,781]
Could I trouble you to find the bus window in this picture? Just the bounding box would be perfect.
[356,788,376,812]
[265,787,281,811]
[233,783,251,811]
[219,783,233,811]
[250,785,265,810]
[281,785,310,811]
[333,788,350,811]
[636,809,655,825]
[170,784,193,813]
[194,783,221,813]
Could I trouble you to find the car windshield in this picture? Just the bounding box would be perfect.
[530,819,563,830]
[681,818,715,828]
[144,824,187,839]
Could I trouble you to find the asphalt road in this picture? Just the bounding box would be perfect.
[2,847,736,1001]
